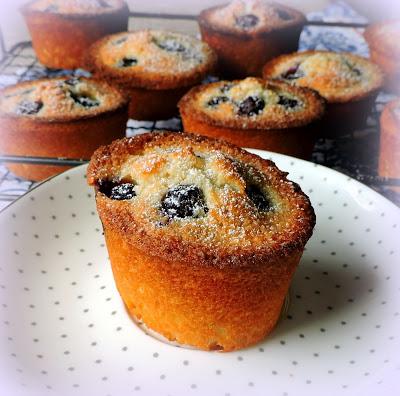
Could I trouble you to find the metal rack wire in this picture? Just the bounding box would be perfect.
[0,12,399,208]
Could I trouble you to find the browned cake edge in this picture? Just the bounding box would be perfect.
[87,131,316,269]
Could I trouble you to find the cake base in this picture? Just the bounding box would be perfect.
[321,96,378,137]
[124,293,291,351]
[0,107,128,181]
[22,5,129,69]
[127,86,189,121]
[199,26,303,79]
[181,116,318,159]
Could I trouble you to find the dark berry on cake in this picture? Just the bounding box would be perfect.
[207,96,229,107]
[117,57,138,68]
[161,185,208,220]
[98,180,136,200]
[277,95,298,109]
[245,184,272,212]
[15,100,43,115]
[235,14,259,29]
[237,96,265,116]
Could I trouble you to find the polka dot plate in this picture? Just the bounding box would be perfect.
[1,150,399,396]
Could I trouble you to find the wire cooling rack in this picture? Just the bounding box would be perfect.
[0,11,399,210]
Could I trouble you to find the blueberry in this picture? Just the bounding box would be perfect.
[97,180,136,200]
[117,57,137,67]
[237,96,265,116]
[276,9,292,20]
[97,0,111,7]
[207,96,229,107]
[109,184,136,200]
[161,185,208,219]
[154,38,186,53]
[246,185,272,211]
[69,92,99,108]
[64,77,81,86]
[15,100,43,115]
[236,14,259,29]
[278,95,298,109]
[281,65,303,80]
[220,84,233,93]
[113,37,128,46]
[344,60,362,77]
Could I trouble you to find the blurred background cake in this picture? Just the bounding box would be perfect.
[179,77,325,158]
[21,0,129,69]
[198,0,306,78]
[262,51,384,136]
[364,20,400,94]
[0,76,128,180]
[86,30,217,120]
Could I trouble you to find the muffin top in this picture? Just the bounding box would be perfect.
[199,0,306,36]
[262,51,384,103]
[24,0,127,15]
[0,77,128,122]
[87,132,315,268]
[365,20,400,58]
[179,77,325,130]
[87,30,217,90]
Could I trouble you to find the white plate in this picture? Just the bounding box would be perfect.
[1,150,399,396]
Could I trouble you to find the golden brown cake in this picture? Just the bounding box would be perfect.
[364,20,400,94]
[262,50,384,136]
[198,0,306,78]
[21,0,129,69]
[0,76,128,181]
[86,30,217,120]
[379,99,400,187]
[87,131,316,352]
[178,77,325,158]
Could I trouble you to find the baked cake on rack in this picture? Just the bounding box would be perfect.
[364,20,400,93]
[86,30,217,120]
[262,50,384,136]
[379,99,400,190]
[198,0,306,78]
[0,76,128,181]
[21,0,129,69]
[179,77,325,158]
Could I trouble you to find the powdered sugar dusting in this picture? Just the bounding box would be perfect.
[194,77,311,128]
[207,0,298,33]
[100,30,209,75]
[266,51,383,102]
[30,0,124,14]
[105,134,315,252]
[0,77,125,120]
